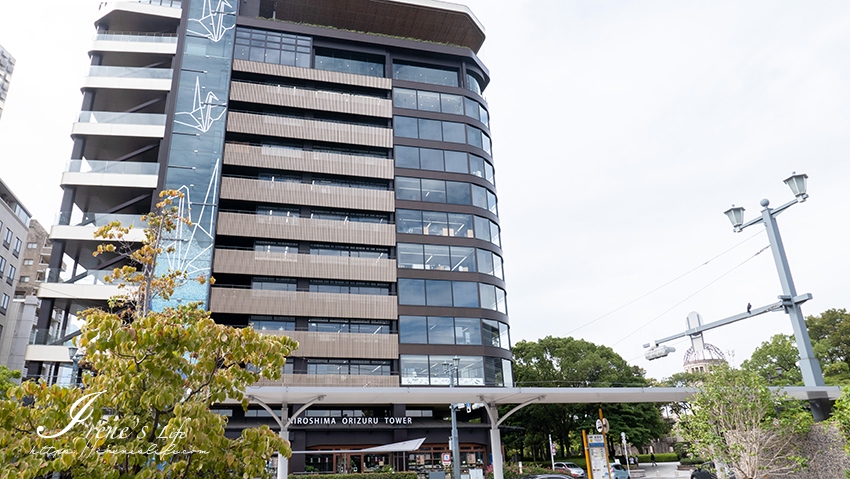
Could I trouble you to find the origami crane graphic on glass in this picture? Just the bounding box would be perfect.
[174,77,227,133]
[188,0,235,43]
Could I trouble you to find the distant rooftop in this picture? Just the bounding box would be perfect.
[258,0,486,52]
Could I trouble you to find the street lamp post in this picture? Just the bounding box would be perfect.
[723,172,831,420]
[443,356,462,479]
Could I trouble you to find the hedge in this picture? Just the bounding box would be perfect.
[679,457,708,466]
[635,453,679,463]
[290,473,417,479]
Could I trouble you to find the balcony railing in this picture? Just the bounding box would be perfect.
[29,327,80,346]
[76,111,167,126]
[99,0,182,9]
[93,32,178,43]
[56,212,147,228]
[46,268,115,285]
[66,159,159,175]
[87,65,173,80]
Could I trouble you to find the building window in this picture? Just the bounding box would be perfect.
[0,256,6,279]
[13,238,21,256]
[466,72,484,96]
[396,209,500,247]
[397,243,478,273]
[251,277,296,291]
[0,294,8,314]
[393,88,489,128]
[395,177,497,214]
[398,278,496,309]
[6,265,14,285]
[394,146,494,185]
[400,355,510,386]
[394,116,491,154]
[307,359,391,376]
[393,61,458,87]
[3,228,12,248]
[234,27,311,68]
[20,276,29,283]
[27,242,38,249]
[308,319,391,334]
[315,48,384,78]
[308,280,389,296]
[249,315,296,331]
[23,259,33,266]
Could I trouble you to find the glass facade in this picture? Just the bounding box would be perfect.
[234,27,311,68]
[396,209,500,247]
[400,355,511,386]
[395,146,494,185]
[153,0,237,310]
[393,61,458,87]
[395,116,492,154]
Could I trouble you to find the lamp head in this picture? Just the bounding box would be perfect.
[68,346,79,360]
[723,205,745,231]
[452,355,460,367]
[783,172,808,202]
[442,361,450,374]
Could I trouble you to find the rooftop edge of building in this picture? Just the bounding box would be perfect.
[253,0,486,53]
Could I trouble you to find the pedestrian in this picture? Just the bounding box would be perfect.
[651,453,657,466]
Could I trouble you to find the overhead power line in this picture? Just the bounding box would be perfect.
[564,230,764,337]
[610,244,771,347]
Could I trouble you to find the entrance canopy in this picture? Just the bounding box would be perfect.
[239,385,841,405]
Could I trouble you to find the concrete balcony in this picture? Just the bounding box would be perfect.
[24,345,74,363]
[213,248,396,282]
[220,176,395,212]
[216,212,395,246]
[37,282,122,302]
[259,330,398,359]
[61,159,159,189]
[90,33,178,56]
[50,213,148,242]
[209,288,397,320]
[71,111,166,138]
[82,66,173,91]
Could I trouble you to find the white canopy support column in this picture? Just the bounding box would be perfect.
[249,394,326,479]
[483,395,545,479]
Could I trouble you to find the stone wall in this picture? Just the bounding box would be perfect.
[785,423,850,479]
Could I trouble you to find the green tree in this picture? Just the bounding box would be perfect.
[0,365,21,397]
[0,191,299,478]
[659,371,707,417]
[504,336,669,459]
[740,334,802,385]
[808,308,850,372]
[679,364,811,479]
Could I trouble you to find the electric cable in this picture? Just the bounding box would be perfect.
[564,230,764,337]
[610,244,771,347]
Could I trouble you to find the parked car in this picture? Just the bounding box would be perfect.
[690,462,736,479]
[553,462,586,478]
[608,463,630,479]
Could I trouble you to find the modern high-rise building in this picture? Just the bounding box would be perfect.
[36,0,509,473]
[0,44,14,119]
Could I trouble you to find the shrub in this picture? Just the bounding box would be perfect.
[679,457,708,466]
[635,453,678,463]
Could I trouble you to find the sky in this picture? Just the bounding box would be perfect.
[0,0,848,381]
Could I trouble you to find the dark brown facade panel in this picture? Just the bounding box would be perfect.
[217,212,397,246]
[259,330,399,358]
[395,233,503,256]
[231,81,393,118]
[209,288,398,319]
[232,59,392,89]
[249,0,485,53]
[224,143,394,179]
[398,344,512,360]
[227,111,393,148]
[220,176,396,212]
[395,199,499,224]
[396,305,509,325]
[212,248,397,282]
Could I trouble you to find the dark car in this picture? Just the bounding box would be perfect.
[690,462,736,479]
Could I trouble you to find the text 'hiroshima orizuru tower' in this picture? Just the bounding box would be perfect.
[37,0,509,473]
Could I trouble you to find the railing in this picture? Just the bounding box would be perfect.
[29,328,80,346]
[99,0,182,9]
[66,159,159,175]
[87,65,173,80]
[24,374,84,388]
[93,32,178,43]
[76,111,167,126]
[46,268,115,285]
[55,212,147,228]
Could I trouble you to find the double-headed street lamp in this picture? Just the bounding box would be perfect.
[443,356,461,479]
[723,172,831,420]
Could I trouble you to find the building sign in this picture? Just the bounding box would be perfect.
[290,416,414,426]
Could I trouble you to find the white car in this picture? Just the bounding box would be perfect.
[553,462,586,478]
